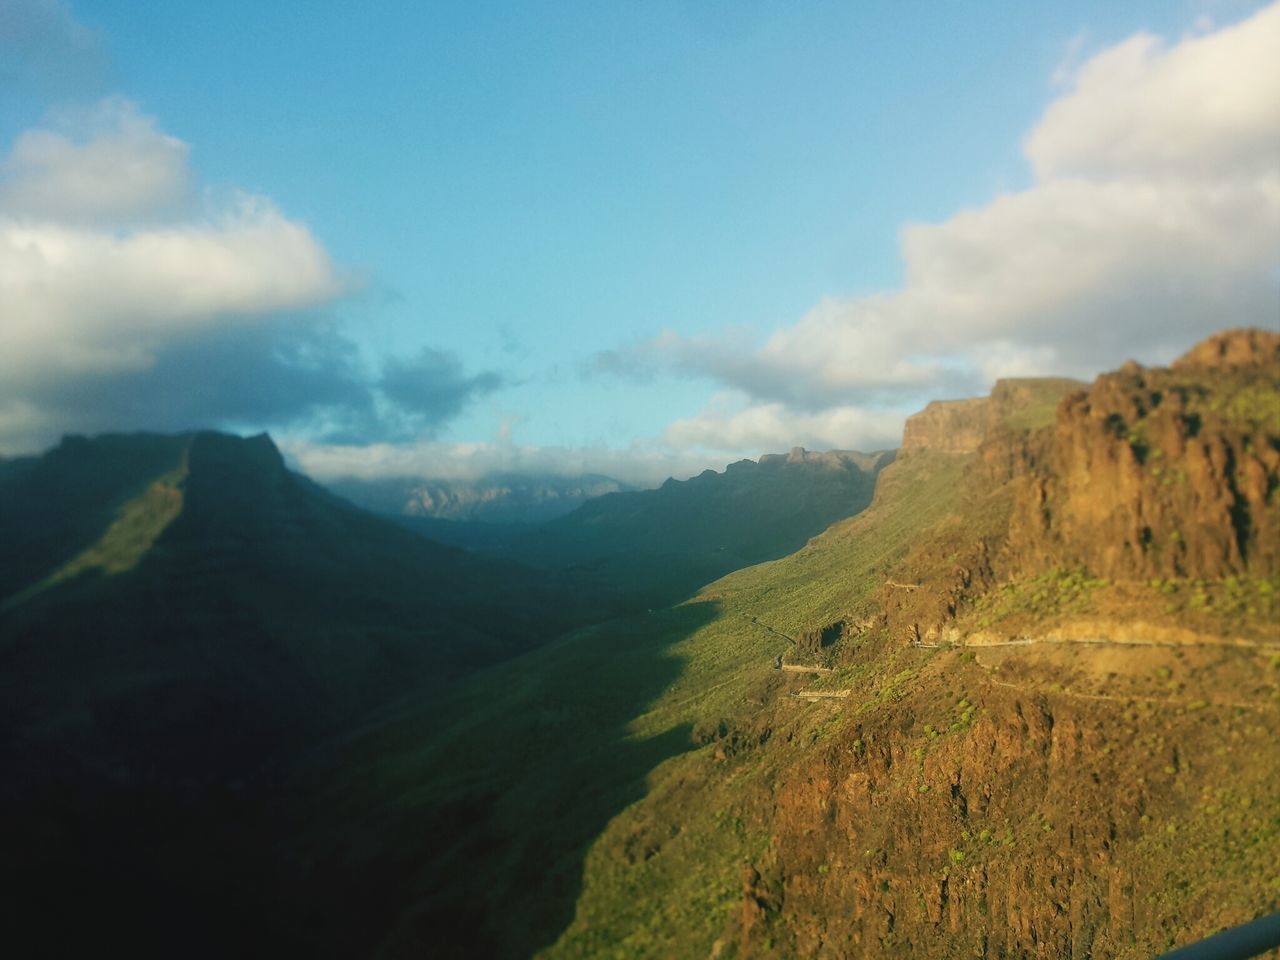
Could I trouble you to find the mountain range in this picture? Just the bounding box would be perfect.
[328,472,631,524]
[1,327,1276,959]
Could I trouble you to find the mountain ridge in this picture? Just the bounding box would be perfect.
[279,327,1279,959]
[1,328,1276,959]
[327,471,632,524]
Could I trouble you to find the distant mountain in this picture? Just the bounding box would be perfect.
[327,472,630,524]
[415,447,896,608]
[540,446,889,558]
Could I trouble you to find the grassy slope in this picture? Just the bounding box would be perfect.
[303,408,1279,958]
[541,451,981,957]
[0,432,192,599]
[284,450,972,958]
[429,451,893,611]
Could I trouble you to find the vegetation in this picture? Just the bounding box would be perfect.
[3,331,1277,959]
[418,448,893,611]
[972,568,1109,628]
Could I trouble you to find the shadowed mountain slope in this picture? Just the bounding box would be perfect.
[0,430,600,957]
[1,430,586,694]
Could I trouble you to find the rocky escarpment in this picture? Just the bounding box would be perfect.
[877,330,1279,647]
[720,331,1280,958]
[1172,327,1280,370]
[1005,329,1280,581]
[903,379,1084,454]
[727,636,1279,959]
[903,397,992,454]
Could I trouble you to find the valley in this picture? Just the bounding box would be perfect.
[269,329,1277,959]
[1,329,1276,959]
[6,4,1279,956]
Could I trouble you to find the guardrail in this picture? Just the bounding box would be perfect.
[1156,912,1280,960]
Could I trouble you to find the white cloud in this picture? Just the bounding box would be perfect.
[1026,5,1280,181]
[0,98,348,407]
[285,391,905,490]
[663,392,904,454]
[598,2,1280,413]
[285,396,906,486]
[0,98,191,223]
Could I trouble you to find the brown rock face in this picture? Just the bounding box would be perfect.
[903,397,993,454]
[1005,340,1280,581]
[883,540,994,646]
[1171,327,1280,370]
[903,379,1084,454]
[727,646,1279,960]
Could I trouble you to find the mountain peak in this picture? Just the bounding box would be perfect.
[188,430,285,476]
[1172,326,1280,370]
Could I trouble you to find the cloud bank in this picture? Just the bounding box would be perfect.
[663,392,903,454]
[379,348,506,428]
[597,3,1280,453]
[0,97,191,223]
[0,97,504,452]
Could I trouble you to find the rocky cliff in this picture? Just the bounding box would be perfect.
[879,330,1280,649]
[1005,330,1280,583]
[728,630,1278,959]
[902,378,1084,454]
[720,329,1280,958]
[902,397,993,454]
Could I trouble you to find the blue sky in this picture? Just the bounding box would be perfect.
[1,0,1277,483]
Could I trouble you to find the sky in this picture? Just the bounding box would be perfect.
[1,0,1277,485]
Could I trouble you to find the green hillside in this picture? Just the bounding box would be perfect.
[269,446,972,958]
[3,331,1276,959]
[275,335,1280,959]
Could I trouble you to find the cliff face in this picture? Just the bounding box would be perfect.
[730,635,1278,960]
[881,330,1279,648]
[1005,330,1280,581]
[903,379,1084,454]
[1172,327,1280,370]
[902,397,993,454]
[721,329,1280,958]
